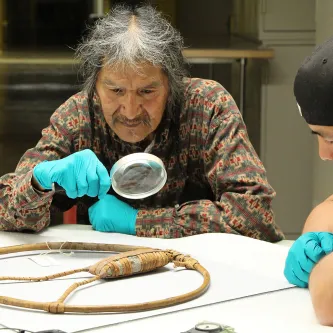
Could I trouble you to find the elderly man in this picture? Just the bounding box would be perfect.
[284,36,333,325]
[0,5,283,241]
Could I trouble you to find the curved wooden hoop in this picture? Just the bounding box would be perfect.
[0,242,210,313]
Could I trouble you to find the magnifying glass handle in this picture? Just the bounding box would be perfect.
[53,183,115,204]
[54,183,66,193]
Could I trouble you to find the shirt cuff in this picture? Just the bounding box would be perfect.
[13,170,54,209]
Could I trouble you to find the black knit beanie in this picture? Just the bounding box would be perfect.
[294,36,333,126]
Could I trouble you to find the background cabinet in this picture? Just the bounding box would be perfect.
[260,0,315,36]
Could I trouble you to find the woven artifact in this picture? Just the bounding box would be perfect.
[0,242,210,313]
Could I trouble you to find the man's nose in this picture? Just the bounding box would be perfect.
[319,141,333,161]
[121,92,141,119]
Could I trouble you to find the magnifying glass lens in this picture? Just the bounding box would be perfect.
[113,161,162,194]
[111,153,167,199]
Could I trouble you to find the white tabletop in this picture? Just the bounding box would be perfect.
[0,225,329,333]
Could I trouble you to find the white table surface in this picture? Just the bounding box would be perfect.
[0,225,330,333]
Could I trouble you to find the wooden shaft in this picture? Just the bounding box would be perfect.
[57,276,101,303]
[0,268,88,282]
[0,296,54,312]
[0,242,149,255]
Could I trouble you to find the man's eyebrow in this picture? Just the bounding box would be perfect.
[311,130,333,139]
[142,81,162,88]
[311,130,323,137]
[102,79,117,86]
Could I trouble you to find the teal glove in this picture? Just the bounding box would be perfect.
[33,149,111,199]
[88,194,138,234]
[284,232,333,288]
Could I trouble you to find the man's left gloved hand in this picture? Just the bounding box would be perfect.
[88,194,138,234]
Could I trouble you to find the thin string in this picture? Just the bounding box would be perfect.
[37,242,74,258]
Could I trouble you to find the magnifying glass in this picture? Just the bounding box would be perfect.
[54,153,167,200]
[110,153,167,199]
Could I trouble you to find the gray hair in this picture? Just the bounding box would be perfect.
[75,4,188,109]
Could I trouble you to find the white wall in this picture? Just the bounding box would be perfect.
[255,0,316,239]
[261,44,315,239]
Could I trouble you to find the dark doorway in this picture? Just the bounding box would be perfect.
[4,0,92,51]
[111,0,147,6]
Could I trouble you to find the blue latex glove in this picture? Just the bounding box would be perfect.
[284,231,333,288]
[88,194,138,234]
[33,149,111,199]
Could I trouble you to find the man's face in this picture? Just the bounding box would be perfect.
[309,125,333,160]
[95,62,169,143]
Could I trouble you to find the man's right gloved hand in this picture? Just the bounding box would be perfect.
[284,231,333,288]
[33,149,111,199]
